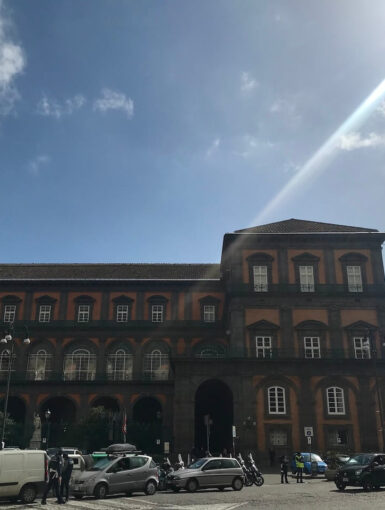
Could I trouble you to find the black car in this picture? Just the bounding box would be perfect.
[335,453,385,491]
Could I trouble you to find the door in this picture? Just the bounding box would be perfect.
[107,458,131,494]
[199,459,222,487]
[126,457,148,490]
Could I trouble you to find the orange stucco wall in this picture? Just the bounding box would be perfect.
[245,309,280,327]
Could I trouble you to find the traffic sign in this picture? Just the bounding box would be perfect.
[307,436,312,445]
[304,426,314,437]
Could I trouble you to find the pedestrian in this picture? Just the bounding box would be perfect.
[269,447,276,467]
[280,455,289,484]
[41,450,64,504]
[60,453,74,503]
[294,452,304,483]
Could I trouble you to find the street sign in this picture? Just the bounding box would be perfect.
[307,436,312,445]
[304,426,314,437]
[232,425,236,438]
[164,442,170,453]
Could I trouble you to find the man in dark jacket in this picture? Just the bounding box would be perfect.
[41,450,64,504]
[280,455,289,484]
[60,453,74,503]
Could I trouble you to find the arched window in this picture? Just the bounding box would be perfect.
[27,349,52,381]
[107,348,133,381]
[195,344,226,358]
[143,348,169,380]
[0,349,13,377]
[326,387,345,415]
[63,348,96,381]
[268,386,286,414]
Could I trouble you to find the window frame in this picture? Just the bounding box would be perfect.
[304,336,321,359]
[27,349,52,380]
[255,336,272,359]
[143,347,169,380]
[247,253,274,293]
[3,304,16,323]
[112,296,133,323]
[292,252,319,293]
[106,348,133,381]
[339,252,368,293]
[353,336,371,359]
[299,265,315,292]
[63,348,96,381]
[147,296,168,324]
[268,386,286,415]
[326,386,345,415]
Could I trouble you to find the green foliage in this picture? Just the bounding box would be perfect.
[72,407,115,453]
[0,412,24,447]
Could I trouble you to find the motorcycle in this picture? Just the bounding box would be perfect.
[237,453,253,487]
[246,453,264,486]
[158,457,174,491]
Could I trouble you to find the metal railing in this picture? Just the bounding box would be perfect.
[229,283,385,296]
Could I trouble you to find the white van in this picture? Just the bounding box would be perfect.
[0,449,47,503]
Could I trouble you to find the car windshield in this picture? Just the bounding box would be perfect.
[346,454,374,466]
[87,457,113,471]
[302,454,323,462]
[187,458,207,469]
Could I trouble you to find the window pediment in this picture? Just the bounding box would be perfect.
[112,295,134,304]
[199,295,220,305]
[339,252,368,263]
[36,295,57,304]
[247,320,280,330]
[344,320,377,331]
[295,320,328,330]
[147,295,168,304]
[247,253,274,263]
[74,295,95,303]
[2,295,22,304]
[291,252,320,262]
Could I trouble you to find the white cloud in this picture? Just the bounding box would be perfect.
[241,72,258,93]
[205,137,221,159]
[336,131,385,151]
[36,94,86,119]
[93,88,134,118]
[0,0,25,116]
[377,100,385,117]
[270,96,301,124]
[28,154,50,176]
[234,134,274,159]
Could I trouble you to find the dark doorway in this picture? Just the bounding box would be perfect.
[40,397,76,448]
[0,396,26,447]
[91,397,120,443]
[195,379,233,455]
[92,397,120,413]
[131,397,162,454]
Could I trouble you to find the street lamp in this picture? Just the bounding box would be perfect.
[43,409,51,449]
[0,323,30,449]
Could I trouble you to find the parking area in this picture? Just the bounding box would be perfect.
[0,474,384,510]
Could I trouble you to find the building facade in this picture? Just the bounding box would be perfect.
[1,219,385,458]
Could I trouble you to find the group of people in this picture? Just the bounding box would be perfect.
[279,452,304,484]
[41,450,74,505]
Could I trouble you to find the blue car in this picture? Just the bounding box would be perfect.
[291,453,327,476]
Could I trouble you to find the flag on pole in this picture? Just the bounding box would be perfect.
[122,409,127,442]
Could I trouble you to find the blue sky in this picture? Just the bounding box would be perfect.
[1,0,385,263]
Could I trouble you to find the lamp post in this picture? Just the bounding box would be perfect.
[43,409,51,449]
[0,323,30,449]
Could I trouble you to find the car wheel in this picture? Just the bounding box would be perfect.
[186,478,199,493]
[74,495,84,500]
[336,481,346,491]
[145,480,157,496]
[254,476,264,487]
[363,479,374,492]
[232,477,243,491]
[19,484,37,504]
[94,483,108,499]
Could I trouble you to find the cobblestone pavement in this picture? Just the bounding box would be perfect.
[1,475,384,510]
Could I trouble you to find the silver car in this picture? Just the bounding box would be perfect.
[73,454,159,499]
[167,457,244,492]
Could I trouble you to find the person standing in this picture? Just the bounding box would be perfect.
[60,453,74,503]
[294,452,304,483]
[41,450,64,504]
[280,455,289,484]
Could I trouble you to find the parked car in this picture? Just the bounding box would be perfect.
[291,453,327,476]
[166,457,244,492]
[335,453,385,491]
[73,454,159,499]
[0,449,48,503]
[324,455,350,481]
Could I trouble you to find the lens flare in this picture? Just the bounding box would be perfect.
[253,77,385,224]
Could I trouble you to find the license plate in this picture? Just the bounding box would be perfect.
[343,477,348,482]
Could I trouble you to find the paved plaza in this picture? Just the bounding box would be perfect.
[0,475,384,510]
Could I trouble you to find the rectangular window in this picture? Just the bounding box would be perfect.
[253,266,268,292]
[304,336,320,359]
[268,387,286,414]
[328,429,348,446]
[299,265,315,292]
[347,265,363,292]
[77,305,90,323]
[255,336,272,358]
[269,430,288,446]
[151,304,164,323]
[327,387,345,415]
[3,305,16,323]
[353,337,371,359]
[39,305,51,323]
[116,305,129,323]
[203,305,216,322]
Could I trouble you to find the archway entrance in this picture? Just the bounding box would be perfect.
[131,397,162,454]
[40,397,76,448]
[91,397,120,443]
[195,379,233,455]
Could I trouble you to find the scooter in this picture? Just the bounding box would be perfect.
[158,457,173,491]
[246,453,264,486]
[237,453,253,487]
